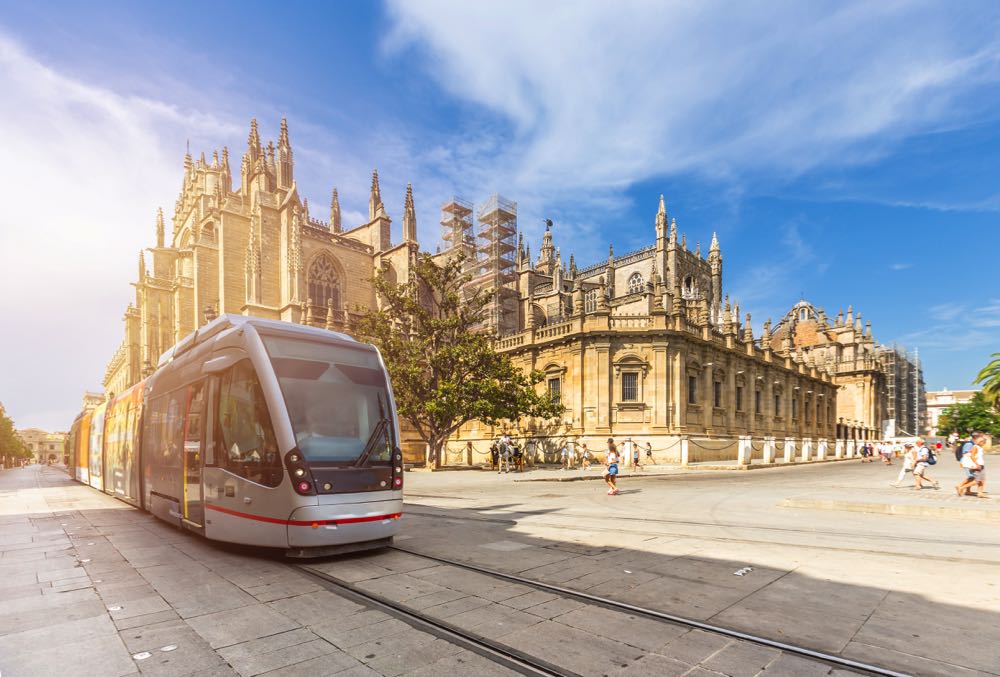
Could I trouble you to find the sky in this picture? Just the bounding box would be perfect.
[0,0,998,431]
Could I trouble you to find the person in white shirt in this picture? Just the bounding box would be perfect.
[892,442,917,487]
[911,439,939,490]
[956,432,988,498]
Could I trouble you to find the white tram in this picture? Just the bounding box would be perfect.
[67,315,403,556]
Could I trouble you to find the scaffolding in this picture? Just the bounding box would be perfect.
[439,196,478,273]
[877,344,926,437]
[473,194,519,334]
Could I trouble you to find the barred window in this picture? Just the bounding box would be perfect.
[755,390,762,414]
[621,372,638,401]
[774,393,781,417]
[736,386,744,412]
[627,272,644,294]
[547,377,561,405]
[688,375,698,404]
[584,289,598,313]
[792,397,798,420]
[713,381,722,408]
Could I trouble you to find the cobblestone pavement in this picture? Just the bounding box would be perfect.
[1,461,996,676]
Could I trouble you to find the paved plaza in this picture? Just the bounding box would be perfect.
[0,460,997,676]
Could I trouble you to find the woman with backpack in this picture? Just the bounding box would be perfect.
[912,439,939,489]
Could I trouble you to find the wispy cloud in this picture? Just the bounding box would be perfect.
[891,263,912,271]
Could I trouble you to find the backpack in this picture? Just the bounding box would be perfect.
[954,440,971,462]
[925,448,936,465]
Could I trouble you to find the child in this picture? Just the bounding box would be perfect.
[603,438,619,495]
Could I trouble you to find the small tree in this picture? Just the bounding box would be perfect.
[936,392,1000,438]
[0,404,30,466]
[353,253,563,466]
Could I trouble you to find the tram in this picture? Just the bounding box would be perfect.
[66,315,403,556]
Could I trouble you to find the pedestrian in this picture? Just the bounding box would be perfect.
[603,438,619,495]
[498,434,513,474]
[489,438,499,471]
[645,441,653,464]
[956,432,988,498]
[912,438,939,490]
[631,438,641,469]
[861,442,872,463]
[891,442,916,487]
[560,443,569,470]
[580,443,591,470]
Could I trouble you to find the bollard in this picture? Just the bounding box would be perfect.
[801,437,812,463]
[817,439,827,460]
[737,435,752,465]
[846,440,856,458]
[763,436,775,464]
[784,437,796,464]
[680,437,690,466]
[835,440,844,459]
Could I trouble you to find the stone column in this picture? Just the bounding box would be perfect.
[784,437,796,463]
[835,439,844,459]
[763,436,775,464]
[801,437,812,462]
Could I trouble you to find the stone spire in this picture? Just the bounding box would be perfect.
[681,233,687,250]
[655,194,667,238]
[138,250,146,282]
[855,311,863,333]
[155,207,164,248]
[762,318,773,344]
[403,183,417,243]
[302,197,310,221]
[865,320,873,339]
[277,117,293,188]
[695,241,701,258]
[710,231,719,253]
[368,169,383,221]
[537,219,555,273]
[325,297,336,330]
[743,313,754,343]
[330,187,341,232]
[669,217,677,244]
[247,118,261,164]
[569,253,577,277]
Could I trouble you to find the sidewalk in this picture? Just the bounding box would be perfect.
[0,465,499,677]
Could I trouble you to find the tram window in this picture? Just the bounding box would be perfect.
[184,382,205,476]
[218,360,282,487]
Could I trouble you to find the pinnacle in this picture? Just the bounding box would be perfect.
[657,193,666,215]
[710,231,719,251]
[279,117,290,145]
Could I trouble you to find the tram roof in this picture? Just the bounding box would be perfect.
[157,314,358,368]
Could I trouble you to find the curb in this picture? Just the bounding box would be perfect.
[780,497,1000,522]
[512,472,677,483]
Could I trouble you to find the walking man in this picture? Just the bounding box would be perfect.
[892,442,916,487]
[580,442,591,470]
[956,432,988,498]
[603,438,620,495]
[912,438,939,489]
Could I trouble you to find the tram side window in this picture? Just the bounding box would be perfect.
[218,360,282,487]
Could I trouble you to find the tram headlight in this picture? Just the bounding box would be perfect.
[294,468,305,478]
[289,453,300,463]
[395,467,402,473]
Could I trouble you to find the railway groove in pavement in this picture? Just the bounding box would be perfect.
[384,545,909,677]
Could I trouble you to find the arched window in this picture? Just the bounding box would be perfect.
[683,275,694,292]
[308,253,341,309]
[627,271,644,294]
[584,289,598,313]
[799,308,808,321]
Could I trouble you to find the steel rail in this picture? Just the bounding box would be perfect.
[293,563,577,677]
[389,545,912,677]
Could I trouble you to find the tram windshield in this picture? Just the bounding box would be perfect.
[261,333,395,464]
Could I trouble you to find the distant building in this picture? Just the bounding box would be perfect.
[17,428,68,464]
[925,388,978,437]
[877,345,926,438]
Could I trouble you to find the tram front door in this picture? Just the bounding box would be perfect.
[183,381,206,527]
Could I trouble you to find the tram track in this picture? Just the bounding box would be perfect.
[291,546,910,677]
[383,546,910,677]
[292,561,575,677]
[402,504,1000,565]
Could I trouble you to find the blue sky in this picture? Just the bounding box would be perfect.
[0,1,998,430]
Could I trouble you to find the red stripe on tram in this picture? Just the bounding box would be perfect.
[205,503,402,526]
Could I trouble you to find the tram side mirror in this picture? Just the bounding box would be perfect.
[203,354,241,374]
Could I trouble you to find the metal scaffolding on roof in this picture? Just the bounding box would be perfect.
[473,194,518,334]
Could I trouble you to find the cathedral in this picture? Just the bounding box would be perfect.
[103,119,420,396]
[443,197,840,464]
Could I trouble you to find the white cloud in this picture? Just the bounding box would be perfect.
[0,35,241,430]
[385,1,1000,192]
[891,263,912,271]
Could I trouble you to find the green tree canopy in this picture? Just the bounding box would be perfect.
[353,253,563,466]
[0,404,30,463]
[936,391,1000,438]
[974,352,1000,410]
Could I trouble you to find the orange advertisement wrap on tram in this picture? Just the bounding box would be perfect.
[76,411,92,484]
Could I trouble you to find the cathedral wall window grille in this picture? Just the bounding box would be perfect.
[547,377,561,405]
[754,389,762,415]
[621,372,638,402]
[584,289,598,313]
[774,393,782,418]
[688,375,698,405]
[307,254,342,310]
[736,385,744,412]
[713,381,723,408]
[627,272,644,295]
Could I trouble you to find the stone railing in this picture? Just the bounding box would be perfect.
[497,333,527,350]
[534,320,574,340]
[610,314,651,329]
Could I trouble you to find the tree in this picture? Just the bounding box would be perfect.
[936,392,1000,438]
[974,352,1000,410]
[353,253,563,466]
[0,403,30,466]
